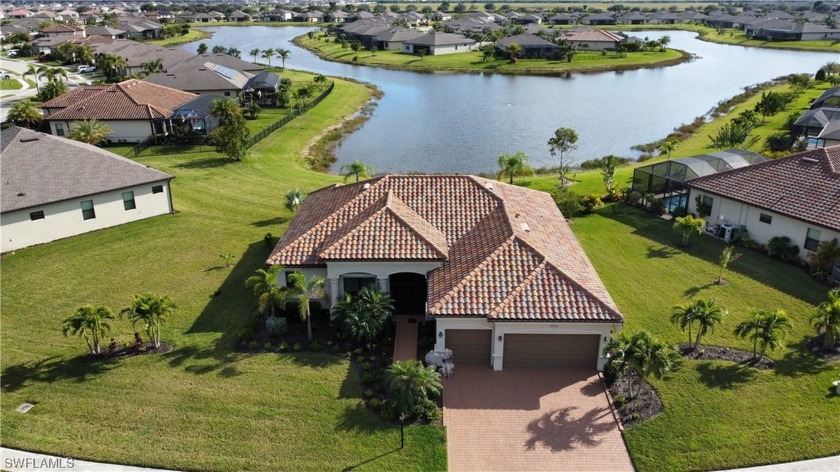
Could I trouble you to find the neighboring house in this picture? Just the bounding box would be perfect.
[549,13,578,25]
[403,32,477,55]
[39,23,86,38]
[84,26,127,39]
[295,11,324,23]
[745,20,840,41]
[375,28,425,50]
[581,13,617,25]
[145,62,253,97]
[42,79,198,144]
[498,34,559,59]
[0,127,173,253]
[684,146,840,259]
[262,8,294,21]
[793,86,840,146]
[558,28,623,50]
[243,71,280,105]
[267,176,624,371]
[171,95,221,136]
[227,10,252,22]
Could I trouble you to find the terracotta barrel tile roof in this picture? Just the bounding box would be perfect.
[43,79,197,121]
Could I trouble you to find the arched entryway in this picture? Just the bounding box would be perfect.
[388,272,427,315]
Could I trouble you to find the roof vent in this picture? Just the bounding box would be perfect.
[17,192,26,197]
[363,183,371,190]
[802,157,818,164]
[485,182,493,190]
[19,137,39,143]
[520,222,530,232]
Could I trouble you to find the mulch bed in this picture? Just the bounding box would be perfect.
[678,343,775,370]
[804,335,840,362]
[607,371,663,427]
[108,342,173,358]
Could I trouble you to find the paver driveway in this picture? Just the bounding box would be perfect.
[443,365,634,472]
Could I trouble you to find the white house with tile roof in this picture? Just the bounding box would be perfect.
[685,146,840,260]
[1,127,174,252]
[268,175,623,371]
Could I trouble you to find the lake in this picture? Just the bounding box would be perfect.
[181,26,840,174]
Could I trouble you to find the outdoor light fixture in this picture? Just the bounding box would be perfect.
[438,332,443,338]
[498,335,503,342]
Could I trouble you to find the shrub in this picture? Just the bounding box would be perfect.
[248,340,259,350]
[423,399,441,420]
[627,190,642,205]
[263,232,276,248]
[352,55,358,62]
[768,236,799,261]
[581,194,604,213]
[766,133,793,152]
[551,188,583,218]
[279,341,289,351]
[368,397,382,410]
[671,206,688,218]
[265,316,288,337]
[309,340,323,352]
[614,395,628,408]
[361,372,375,383]
[631,412,641,421]
[293,342,302,352]
[650,198,666,215]
[385,360,443,419]
[264,342,272,351]
[362,361,373,371]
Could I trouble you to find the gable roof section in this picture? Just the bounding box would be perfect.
[405,32,476,46]
[269,175,622,322]
[43,79,196,121]
[1,127,172,213]
[685,146,840,232]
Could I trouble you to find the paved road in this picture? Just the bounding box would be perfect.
[0,57,91,122]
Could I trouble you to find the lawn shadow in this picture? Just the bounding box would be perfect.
[174,156,230,169]
[251,216,288,228]
[337,362,361,399]
[341,448,401,472]
[1,354,119,392]
[283,351,345,369]
[696,361,756,389]
[683,282,716,298]
[524,406,616,452]
[773,338,830,378]
[335,402,392,434]
[647,244,680,259]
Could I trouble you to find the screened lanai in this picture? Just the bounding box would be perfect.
[632,150,767,205]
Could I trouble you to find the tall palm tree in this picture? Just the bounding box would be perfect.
[670,302,696,346]
[689,299,726,349]
[284,189,305,212]
[61,305,114,355]
[23,65,45,93]
[67,119,112,146]
[120,293,176,348]
[277,48,290,69]
[658,140,675,159]
[287,272,326,342]
[734,308,792,358]
[7,100,43,129]
[340,160,373,182]
[245,265,287,317]
[250,48,261,64]
[497,151,529,185]
[42,67,68,83]
[385,360,442,418]
[39,79,68,101]
[811,289,840,350]
[261,48,275,70]
[600,155,620,194]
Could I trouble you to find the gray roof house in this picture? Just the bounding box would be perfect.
[145,62,253,97]
[0,127,174,252]
[402,32,477,55]
[498,34,559,59]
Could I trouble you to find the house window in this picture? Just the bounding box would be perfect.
[759,213,772,224]
[152,185,164,194]
[122,191,136,210]
[55,123,65,137]
[224,91,230,96]
[343,277,376,296]
[29,210,45,220]
[80,200,96,220]
[804,228,822,251]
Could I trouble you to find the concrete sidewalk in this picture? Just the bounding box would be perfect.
[721,455,840,472]
[1,448,180,472]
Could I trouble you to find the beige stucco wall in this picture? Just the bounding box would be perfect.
[50,120,154,144]
[1,181,172,252]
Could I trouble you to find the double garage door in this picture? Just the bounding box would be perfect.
[445,330,599,369]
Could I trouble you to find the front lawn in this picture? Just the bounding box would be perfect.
[0,78,22,90]
[572,206,839,471]
[0,76,446,471]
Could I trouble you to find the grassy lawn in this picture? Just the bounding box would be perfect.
[0,78,22,90]
[0,76,446,471]
[297,35,688,74]
[148,29,212,47]
[571,206,839,471]
[696,26,840,52]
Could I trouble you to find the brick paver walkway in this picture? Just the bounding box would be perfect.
[392,315,422,362]
[443,365,634,472]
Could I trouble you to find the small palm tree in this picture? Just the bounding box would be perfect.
[717,245,740,284]
[670,302,696,346]
[141,58,163,76]
[61,305,114,355]
[811,289,840,350]
[497,151,529,185]
[690,299,726,349]
[244,102,262,119]
[288,272,326,342]
[277,48,291,69]
[284,189,305,212]
[120,293,176,348]
[250,48,261,64]
[39,80,68,101]
[42,67,68,83]
[600,155,620,194]
[386,360,442,418]
[261,48,276,70]
[8,100,43,128]
[23,65,44,93]
[807,238,840,274]
[673,215,705,246]
[333,286,394,345]
[659,140,676,159]
[734,308,792,358]
[245,265,287,317]
[603,331,679,398]
[67,119,112,146]
[341,160,373,182]
[209,97,241,124]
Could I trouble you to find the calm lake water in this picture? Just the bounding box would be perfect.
[181,27,840,174]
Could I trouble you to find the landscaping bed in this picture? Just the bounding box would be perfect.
[678,344,775,370]
[805,335,840,363]
[608,371,663,427]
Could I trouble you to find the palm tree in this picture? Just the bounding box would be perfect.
[340,160,374,182]
[245,265,288,317]
[277,48,291,69]
[284,189,305,212]
[497,151,529,185]
[141,58,163,76]
[39,79,68,101]
[733,312,763,358]
[717,245,740,284]
[7,100,43,128]
[288,272,326,342]
[659,34,671,51]
[600,155,620,194]
[67,119,112,146]
[673,215,704,246]
[250,48,261,64]
[120,293,176,348]
[261,48,275,70]
[658,140,676,159]
[209,97,241,124]
[603,331,679,398]
[42,67,68,83]
[822,61,838,77]
[734,308,792,358]
[333,286,394,345]
[61,305,114,355]
[385,360,442,418]
[689,299,726,349]
[24,64,47,93]
[670,302,696,346]
[97,53,127,80]
[244,102,262,119]
[811,289,840,350]
[807,238,840,274]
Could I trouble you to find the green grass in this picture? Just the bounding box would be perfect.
[148,29,212,47]
[0,78,22,90]
[297,35,688,75]
[696,26,840,52]
[0,76,446,471]
[571,206,839,471]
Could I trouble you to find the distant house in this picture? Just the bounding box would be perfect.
[375,28,425,50]
[39,23,85,38]
[171,95,222,137]
[581,13,616,25]
[262,8,294,21]
[403,32,477,55]
[145,62,253,97]
[498,34,559,59]
[684,146,840,259]
[227,10,252,22]
[0,127,174,253]
[745,20,840,41]
[558,28,623,50]
[243,71,280,105]
[84,26,127,39]
[42,79,198,144]
[793,86,840,145]
[295,11,324,23]
[549,13,578,25]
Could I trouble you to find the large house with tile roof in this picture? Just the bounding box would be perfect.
[0,127,173,252]
[41,79,198,144]
[268,175,623,371]
[685,146,840,259]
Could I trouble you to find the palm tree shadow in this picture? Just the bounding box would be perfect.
[1,354,119,392]
[773,339,830,378]
[683,282,715,298]
[524,406,616,452]
[647,244,680,259]
[696,361,756,389]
